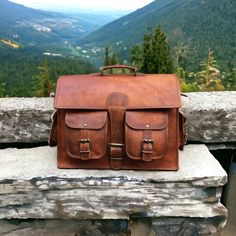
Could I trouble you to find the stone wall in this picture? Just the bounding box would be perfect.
[0,145,227,235]
[0,91,236,145]
[0,92,234,235]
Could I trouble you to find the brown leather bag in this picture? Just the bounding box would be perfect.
[50,65,184,170]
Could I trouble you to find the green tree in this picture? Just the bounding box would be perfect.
[104,47,111,66]
[130,44,143,70]
[0,79,6,97]
[196,49,224,91]
[141,26,174,73]
[34,59,53,97]
[111,52,120,65]
[176,67,199,92]
[141,33,153,72]
[222,68,236,90]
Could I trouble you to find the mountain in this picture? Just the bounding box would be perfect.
[81,0,236,71]
[0,0,99,97]
[0,0,115,55]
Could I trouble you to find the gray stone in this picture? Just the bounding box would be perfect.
[0,219,129,236]
[0,217,226,236]
[181,91,236,143]
[151,216,226,235]
[0,91,236,148]
[0,97,54,143]
[207,143,236,150]
[0,145,227,222]
[0,92,236,144]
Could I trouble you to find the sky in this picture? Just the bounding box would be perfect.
[10,0,154,11]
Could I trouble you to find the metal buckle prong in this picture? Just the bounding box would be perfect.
[142,138,154,144]
[80,139,90,143]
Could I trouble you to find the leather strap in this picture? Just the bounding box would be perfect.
[107,93,128,170]
[179,112,186,150]
[142,130,153,162]
[79,129,90,160]
[48,111,58,147]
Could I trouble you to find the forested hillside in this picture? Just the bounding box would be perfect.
[0,0,99,97]
[81,0,236,72]
[0,47,96,97]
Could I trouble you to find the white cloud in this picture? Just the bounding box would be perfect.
[10,0,154,11]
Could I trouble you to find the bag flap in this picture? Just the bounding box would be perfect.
[126,111,168,130]
[65,111,107,129]
[55,74,181,109]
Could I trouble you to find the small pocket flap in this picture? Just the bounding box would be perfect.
[126,111,168,130]
[65,111,107,129]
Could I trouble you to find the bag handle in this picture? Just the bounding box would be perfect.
[99,64,137,76]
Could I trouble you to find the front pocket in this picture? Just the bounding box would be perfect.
[125,111,168,162]
[65,111,107,160]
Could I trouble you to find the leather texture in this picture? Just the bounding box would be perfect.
[51,66,184,170]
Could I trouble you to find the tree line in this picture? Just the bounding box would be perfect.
[104,26,236,92]
[0,47,96,97]
[0,24,235,97]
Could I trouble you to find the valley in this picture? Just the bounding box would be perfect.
[0,0,235,97]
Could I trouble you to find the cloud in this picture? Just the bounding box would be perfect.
[10,0,154,11]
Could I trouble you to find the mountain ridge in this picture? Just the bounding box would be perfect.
[0,0,119,55]
[81,0,236,71]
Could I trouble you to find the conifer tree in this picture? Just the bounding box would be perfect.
[142,33,153,73]
[222,68,236,90]
[130,45,143,70]
[111,52,120,65]
[196,49,224,91]
[104,47,111,66]
[34,59,53,97]
[0,79,6,97]
[141,26,174,73]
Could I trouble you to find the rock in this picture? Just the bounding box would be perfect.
[0,97,54,143]
[0,217,225,236]
[0,92,236,144]
[181,91,236,143]
[0,145,227,222]
[0,217,226,236]
[0,219,129,236]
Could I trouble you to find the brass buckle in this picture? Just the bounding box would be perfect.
[142,139,154,161]
[79,139,91,153]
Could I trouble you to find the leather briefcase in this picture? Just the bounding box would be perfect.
[50,65,184,170]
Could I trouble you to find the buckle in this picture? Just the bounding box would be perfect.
[142,139,153,162]
[142,138,154,144]
[80,139,90,143]
[79,139,91,153]
[109,143,124,160]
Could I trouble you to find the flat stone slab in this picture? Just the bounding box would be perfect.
[0,145,227,186]
[0,91,236,144]
[0,145,227,221]
[181,91,236,143]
